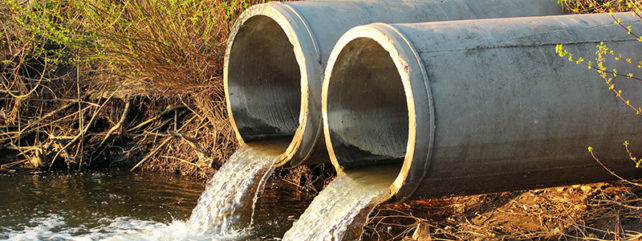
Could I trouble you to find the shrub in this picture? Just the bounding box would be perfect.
[555,1,641,171]
[76,0,267,90]
[0,0,267,170]
[2,0,266,92]
[558,0,637,13]
[556,0,641,114]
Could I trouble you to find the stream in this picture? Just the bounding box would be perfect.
[0,170,313,240]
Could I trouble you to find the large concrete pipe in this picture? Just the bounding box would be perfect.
[322,13,642,201]
[224,0,564,166]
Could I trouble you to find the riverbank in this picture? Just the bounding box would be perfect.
[0,170,318,240]
[366,180,641,240]
[1,0,641,240]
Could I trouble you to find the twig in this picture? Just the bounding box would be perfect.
[98,98,131,147]
[130,114,197,172]
[172,131,211,167]
[49,91,115,170]
[161,155,198,166]
[48,134,76,140]
[3,59,46,99]
[18,92,92,133]
[0,97,100,106]
[1,159,28,169]
[127,104,185,132]
[589,150,642,188]
[591,199,642,210]
[179,96,204,120]
[76,66,84,168]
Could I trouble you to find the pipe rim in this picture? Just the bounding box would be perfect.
[224,3,321,165]
[322,23,435,201]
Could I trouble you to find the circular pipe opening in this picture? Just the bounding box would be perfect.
[325,37,409,183]
[226,15,301,153]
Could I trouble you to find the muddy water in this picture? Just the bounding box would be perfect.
[188,142,286,234]
[0,169,313,240]
[283,166,399,241]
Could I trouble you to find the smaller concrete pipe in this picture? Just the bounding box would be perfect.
[224,0,563,166]
[323,13,642,201]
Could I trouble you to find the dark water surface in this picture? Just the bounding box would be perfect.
[0,170,313,240]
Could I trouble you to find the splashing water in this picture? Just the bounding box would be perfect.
[1,213,249,241]
[0,171,247,241]
[188,142,285,235]
[0,140,305,240]
[282,166,398,241]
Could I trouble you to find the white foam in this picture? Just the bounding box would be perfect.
[1,214,248,241]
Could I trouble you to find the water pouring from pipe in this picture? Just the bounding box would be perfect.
[218,1,565,237]
[282,13,642,240]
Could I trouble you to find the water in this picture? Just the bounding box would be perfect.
[1,139,398,240]
[282,166,398,241]
[0,169,313,240]
[188,143,285,234]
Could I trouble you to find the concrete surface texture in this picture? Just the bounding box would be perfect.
[323,13,642,201]
[224,0,564,166]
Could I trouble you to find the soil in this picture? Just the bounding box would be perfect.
[365,180,642,240]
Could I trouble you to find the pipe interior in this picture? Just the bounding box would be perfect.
[326,38,409,172]
[227,15,301,150]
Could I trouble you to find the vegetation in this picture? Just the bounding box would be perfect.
[555,0,641,174]
[558,0,639,13]
[0,0,265,173]
[556,0,641,116]
[77,0,257,89]
[1,0,640,240]
[2,0,260,87]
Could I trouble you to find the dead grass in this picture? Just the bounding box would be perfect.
[137,90,238,180]
[275,164,337,194]
[364,181,641,241]
[76,0,265,90]
[0,0,261,176]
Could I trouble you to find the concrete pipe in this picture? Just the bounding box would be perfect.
[322,13,642,201]
[224,0,563,166]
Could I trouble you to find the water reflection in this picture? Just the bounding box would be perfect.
[0,170,313,240]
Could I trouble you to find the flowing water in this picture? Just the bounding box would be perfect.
[282,166,399,241]
[0,168,313,240]
[188,142,286,234]
[2,139,399,240]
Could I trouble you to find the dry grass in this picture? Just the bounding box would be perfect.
[137,91,239,180]
[0,0,264,174]
[76,0,266,90]
[364,181,641,241]
[275,164,337,194]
